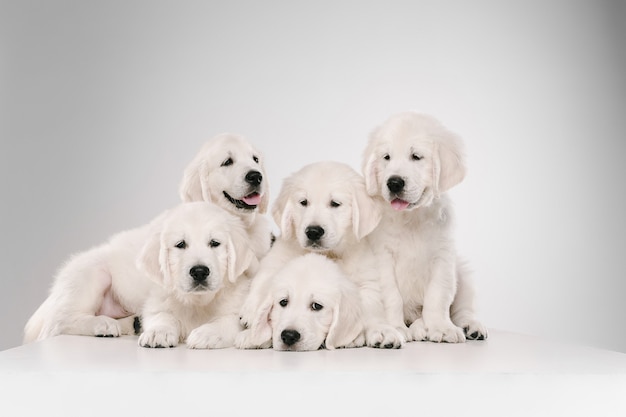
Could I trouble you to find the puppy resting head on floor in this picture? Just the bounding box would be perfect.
[247,253,364,351]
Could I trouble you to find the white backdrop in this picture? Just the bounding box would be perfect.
[2,0,625,352]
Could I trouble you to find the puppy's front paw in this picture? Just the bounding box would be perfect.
[234,329,272,349]
[365,325,405,349]
[93,316,122,338]
[239,303,257,329]
[427,322,466,343]
[408,319,428,342]
[462,320,488,341]
[187,324,235,349]
[138,327,179,348]
[340,333,366,349]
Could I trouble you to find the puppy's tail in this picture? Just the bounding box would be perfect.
[22,297,52,344]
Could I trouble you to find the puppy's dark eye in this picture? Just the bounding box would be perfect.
[383,154,390,161]
[311,302,324,311]
[209,239,221,248]
[330,200,341,208]
[221,157,233,167]
[299,199,308,207]
[279,298,288,307]
[252,155,259,163]
[175,240,187,249]
[412,153,423,161]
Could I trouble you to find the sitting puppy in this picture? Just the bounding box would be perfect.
[362,111,488,343]
[137,202,255,349]
[238,161,406,349]
[239,253,364,351]
[23,202,252,344]
[180,133,274,260]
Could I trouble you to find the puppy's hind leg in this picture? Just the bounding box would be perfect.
[450,261,488,341]
[43,263,128,338]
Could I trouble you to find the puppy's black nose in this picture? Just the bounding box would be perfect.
[387,176,405,193]
[305,225,325,241]
[189,265,210,282]
[245,170,263,186]
[281,329,301,346]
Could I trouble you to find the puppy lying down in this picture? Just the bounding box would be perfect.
[23,202,255,348]
[137,202,256,349]
[237,253,364,351]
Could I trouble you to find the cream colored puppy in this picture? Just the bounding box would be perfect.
[363,111,487,343]
[180,133,273,260]
[137,202,255,349]
[23,202,251,344]
[242,253,364,351]
[237,161,407,350]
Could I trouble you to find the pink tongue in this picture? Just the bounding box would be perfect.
[391,198,409,211]
[242,193,262,205]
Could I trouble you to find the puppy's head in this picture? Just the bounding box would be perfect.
[249,254,363,351]
[362,112,466,211]
[179,134,270,220]
[271,161,381,254]
[137,202,256,303]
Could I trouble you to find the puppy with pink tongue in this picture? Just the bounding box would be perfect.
[362,112,488,344]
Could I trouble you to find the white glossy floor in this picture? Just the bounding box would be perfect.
[1,330,625,416]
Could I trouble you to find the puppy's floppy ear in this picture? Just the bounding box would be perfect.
[432,132,466,197]
[352,183,382,240]
[325,282,364,350]
[179,154,210,202]
[277,200,295,240]
[271,177,295,239]
[362,129,379,195]
[257,157,270,215]
[259,188,270,214]
[226,229,257,283]
[137,213,170,284]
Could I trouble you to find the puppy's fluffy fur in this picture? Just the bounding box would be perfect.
[237,161,406,350]
[362,111,487,343]
[243,253,363,351]
[137,202,255,349]
[24,202,251,344]
[180,133,273,260]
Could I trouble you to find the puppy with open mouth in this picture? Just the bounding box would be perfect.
[180,133,273,261]
[363,111,488,343]
[237,161,407,350]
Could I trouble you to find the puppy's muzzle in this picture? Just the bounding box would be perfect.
[281,329,301,346]
[245,170,263,187]
[189,265,210,283]
[305,225,325,242]
[387,176,405,194]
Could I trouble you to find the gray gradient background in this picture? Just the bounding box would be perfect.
[1,0,625,352]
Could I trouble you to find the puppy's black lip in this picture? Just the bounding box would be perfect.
[305,241,328,251]
[190,283,210,292]
[223,191,258,210]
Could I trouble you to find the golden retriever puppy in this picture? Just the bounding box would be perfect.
[137,202,255,348]
[237,161,407,350]
[362,111,488,343]
[242,253,364,351]
[179,133,274,260]
[23,202,253,344]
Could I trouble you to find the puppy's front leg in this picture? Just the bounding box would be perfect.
[138,311,181,348]
[186,315,241,349]
[418,257,465,343]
